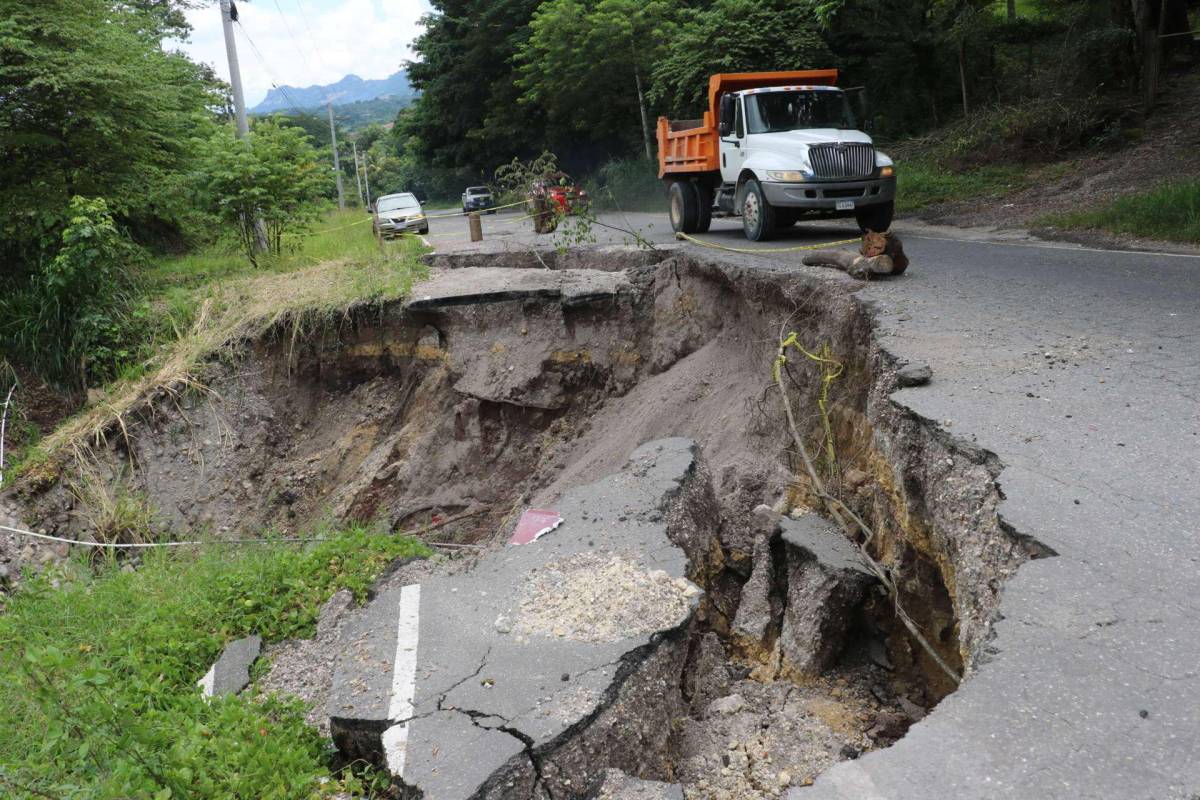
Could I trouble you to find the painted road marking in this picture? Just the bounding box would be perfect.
[906,233,1200,259]
[383,583,422,777]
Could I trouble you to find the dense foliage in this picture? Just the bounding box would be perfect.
[195,120,330,265]
[0,0,350,389]
[0,526,429,798]
[405,0,1194,180]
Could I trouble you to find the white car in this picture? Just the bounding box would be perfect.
[373,192,428,238]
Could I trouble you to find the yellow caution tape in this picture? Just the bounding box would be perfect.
[413,198,530,220]
[287,215,375,236]
[674,230,861,254]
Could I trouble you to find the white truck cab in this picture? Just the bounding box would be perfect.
[715,85,895,240]
[657,72,896,242]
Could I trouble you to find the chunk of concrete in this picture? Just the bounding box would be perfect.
[197,635,262,697]
[328,438,709,799]
[589,768,684,799]
[896,363,932,387]
[731,533,778,648]
[778,515,875,676]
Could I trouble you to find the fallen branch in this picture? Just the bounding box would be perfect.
[774,332,961,685]
[802,249,894,278]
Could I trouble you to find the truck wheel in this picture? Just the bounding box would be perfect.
[741,179,776,241]
[692,183,713,233]
[855,201,894,234]
[669,180,700,234]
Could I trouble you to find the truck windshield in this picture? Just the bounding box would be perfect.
[745,90,857,133]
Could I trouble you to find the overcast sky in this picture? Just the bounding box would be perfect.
[175,0,432,106]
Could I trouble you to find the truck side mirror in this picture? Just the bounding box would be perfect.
[718,94,735,137]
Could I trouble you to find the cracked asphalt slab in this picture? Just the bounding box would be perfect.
[427,211,1200,799]
[329,438,703,798]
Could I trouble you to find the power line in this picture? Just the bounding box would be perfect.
[292,0,337,76]
[271,0,328,87]
[234,19,309,117]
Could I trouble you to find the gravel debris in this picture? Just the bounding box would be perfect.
[515,551,697,643]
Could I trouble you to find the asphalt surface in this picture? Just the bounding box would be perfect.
[424,208,1200,800]
[329,438,703,798]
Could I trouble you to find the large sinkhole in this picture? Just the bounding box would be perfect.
[16,248,1046,798]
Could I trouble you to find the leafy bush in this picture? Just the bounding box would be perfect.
[0,197,149,389]
[195,121,330,267]
[0,525,430,798]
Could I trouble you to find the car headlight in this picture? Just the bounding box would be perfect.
[766,169,811,182]
[879,166,895,178]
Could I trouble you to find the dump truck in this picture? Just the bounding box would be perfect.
[656,70,896,241]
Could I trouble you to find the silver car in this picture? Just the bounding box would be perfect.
[373,192,428,238]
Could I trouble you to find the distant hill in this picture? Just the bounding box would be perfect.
[251,70,415,114]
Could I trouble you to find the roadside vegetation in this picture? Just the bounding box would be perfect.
[0,524,429,798]
[1042,179,1200,243]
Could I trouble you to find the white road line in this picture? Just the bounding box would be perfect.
[197,665,215,698]
[906,233,1200,259]
[383,583,421,777]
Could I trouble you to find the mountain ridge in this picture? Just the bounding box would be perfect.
[251,69,415,114]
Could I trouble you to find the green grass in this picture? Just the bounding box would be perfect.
[145,208,385,292]
[896,161,1031,213]
[1042,180,1200,243]
[0,524,430,799]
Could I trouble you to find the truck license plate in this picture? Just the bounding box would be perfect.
[836,200,855,211]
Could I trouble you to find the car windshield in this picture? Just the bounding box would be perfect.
[467,187,489,195]
[745,90,857,133]
[377,195,419,212]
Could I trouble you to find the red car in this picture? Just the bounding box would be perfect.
[528,172,589,232]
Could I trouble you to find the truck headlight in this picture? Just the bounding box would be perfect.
[766,170,810,182]
[879,166,895,177]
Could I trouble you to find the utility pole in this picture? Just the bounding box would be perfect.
[327,101,345,210]
[219,0,250,138]
[218,0,268,252]
[362,151,372,208]
[351,141,365,207]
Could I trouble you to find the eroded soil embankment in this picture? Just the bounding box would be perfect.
[6,248,1047,795]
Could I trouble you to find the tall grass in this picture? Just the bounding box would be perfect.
[0,524,429,798]
[1043,180,1200,243]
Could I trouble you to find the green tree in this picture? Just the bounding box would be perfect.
[0,0,216,265]
[407,0,545,173]
[195,121,330,265]
[647,0,834,118]
[518,0,679,159]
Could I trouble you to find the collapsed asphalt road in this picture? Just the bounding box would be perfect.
[423,209,1200,799]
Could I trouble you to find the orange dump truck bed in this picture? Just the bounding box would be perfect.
[656,69,839,178]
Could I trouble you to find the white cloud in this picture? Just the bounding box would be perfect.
[175,0,430,107]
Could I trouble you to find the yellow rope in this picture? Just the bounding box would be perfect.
[287,215,375,237]
[775,332,844,476]
[675,230,861,254]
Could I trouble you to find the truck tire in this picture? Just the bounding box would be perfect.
[692,183,713,233]
[669,180,700,234]
[741,179,776,241]
[855,201,894,234]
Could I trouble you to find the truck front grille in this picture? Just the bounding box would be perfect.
[808,143,875,179]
